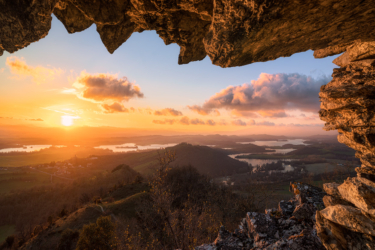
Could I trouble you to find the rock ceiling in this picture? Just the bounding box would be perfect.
[1,0,375,67]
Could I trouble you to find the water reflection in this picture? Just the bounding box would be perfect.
[94,143,178,153]
[237,139,307,147]
[0,145,52,153]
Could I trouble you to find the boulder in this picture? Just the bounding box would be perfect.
[322,195,353,208]
[246,212,278,242]
[338,177,375,216]
[278,200,295,217]
[323,183,341,198]
[320,204,375,236]
[292,203,315,220]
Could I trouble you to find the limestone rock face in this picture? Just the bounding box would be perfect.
[316,210,375,250]
[318,41,375,249]
[1,0,375,66]
[320,204,375,236]
[338,177,375,216]
[0,0,58,56]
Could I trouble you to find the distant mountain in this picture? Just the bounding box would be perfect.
[93,143,251,178]
[170,143,250,177]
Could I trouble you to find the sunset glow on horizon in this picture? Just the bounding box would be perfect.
[0,16,340,137]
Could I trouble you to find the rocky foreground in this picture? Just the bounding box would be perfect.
[195,181,326,250]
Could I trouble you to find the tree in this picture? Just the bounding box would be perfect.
[76,216,117,250]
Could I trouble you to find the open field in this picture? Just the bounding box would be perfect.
[0,169,66,194]
[304,163,337,175]
[0,225,15,243]
[0,147,114,167]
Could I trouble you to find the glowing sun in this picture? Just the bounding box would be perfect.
[61,115,74,126]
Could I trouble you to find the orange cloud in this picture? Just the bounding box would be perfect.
[101,102,129,114]
[73,72,143,103]
[179,116,190,125]
[153,119,176,125]
[231,110,258,118]
[27,118,44,121]
[188,105,220,116]
[190,118,205,125]
[206,119,216,126]
[6,57,63,84]
[232,119,247,126]
[154,108,183,116]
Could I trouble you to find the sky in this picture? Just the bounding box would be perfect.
[0,15,340,137]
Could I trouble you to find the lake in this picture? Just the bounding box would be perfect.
[229,154,297,173]
[94,143,178,153]
[237,139,307,147]
[0,145,52,153]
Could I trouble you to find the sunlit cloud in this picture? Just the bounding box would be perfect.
[152,117,221,126]
[138,108,153,115]
[188,105,220,116]
[206,119,216,126]
[257,121,275,126]
[179,116,190,125]
[6,56,63,84]
[101,102,129,114]
[191,73,330,117]
[257,111,290,118]
[0,68,4,73]
[26,118,43,121]
[154,108,183,116]
[190,118,205,125]
[73,71,143,104]
[232,119,247,126]
[61,88,77,94]
[231,110,258,118]
[153,119,176,125]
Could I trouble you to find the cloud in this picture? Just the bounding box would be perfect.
[256,121,275,126]
[6,57,63,84]
[231,110,258,118]
[206,119,216,126]
[153,119,176,125]
[0,68,4,73]
[154,108,183,116]
[257,111,289,118]
[232,119,247,126]
[192,73,329,116]
[27,118,44,121]
[73,72,143,103]
[179,116,190,125]
[101,102,129,114]
[61,88,77,94]
[190,118,205,125]
[188,105,220,116]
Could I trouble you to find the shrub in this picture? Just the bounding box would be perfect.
[57,229,79,250]
[76,216,116,250]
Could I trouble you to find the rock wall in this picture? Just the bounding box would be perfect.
[1,0,375,67]
[316,41,375,250]
[195,182,326,250]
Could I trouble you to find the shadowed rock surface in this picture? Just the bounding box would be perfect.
[195,182,326,249]
[1,0,375,67]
